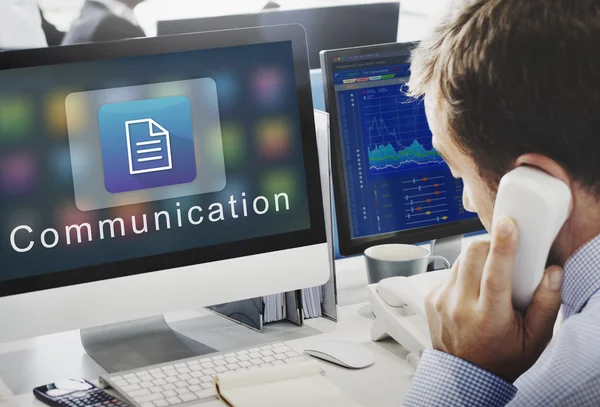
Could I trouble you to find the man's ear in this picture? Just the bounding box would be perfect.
[514,154,572,187]
[514,153,574,213]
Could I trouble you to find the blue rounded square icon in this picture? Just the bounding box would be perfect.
[98,96,197,194]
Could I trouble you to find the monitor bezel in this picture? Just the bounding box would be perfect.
[320,42,484,257]
[0,24,326,297]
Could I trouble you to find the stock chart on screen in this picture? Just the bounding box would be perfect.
[332,57,477,239]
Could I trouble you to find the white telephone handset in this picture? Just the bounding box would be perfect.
[492,166,571,310]
[368,166,571,365]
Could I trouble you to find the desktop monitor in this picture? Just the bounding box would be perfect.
[0,24,328,344]
[157,3,401,70]
[320,42,483,257]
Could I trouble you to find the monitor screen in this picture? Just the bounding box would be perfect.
[327,47,479,247]
[0,40,313,285]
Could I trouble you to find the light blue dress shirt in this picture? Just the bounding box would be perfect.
[404,234,600,406]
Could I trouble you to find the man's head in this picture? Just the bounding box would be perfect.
[408,0,600,255]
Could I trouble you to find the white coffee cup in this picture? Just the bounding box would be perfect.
[364,244,450,284]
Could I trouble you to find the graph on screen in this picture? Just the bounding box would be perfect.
[368,139,444,170]
[360,84,444,174]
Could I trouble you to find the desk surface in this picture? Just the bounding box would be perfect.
[0,236,488,407]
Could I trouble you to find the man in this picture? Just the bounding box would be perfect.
[61,0,145,45]
[403,0,600,406]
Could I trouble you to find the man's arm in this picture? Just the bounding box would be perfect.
[404,350,516,407]
[403,217,563,405]
[405,301,600,407]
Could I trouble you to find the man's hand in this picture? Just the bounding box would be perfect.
[425,216,564,382]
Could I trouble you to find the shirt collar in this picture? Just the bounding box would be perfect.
[561,233,600,318]
[90,0,139,27]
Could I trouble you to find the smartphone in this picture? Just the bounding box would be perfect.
[33,379,129,407]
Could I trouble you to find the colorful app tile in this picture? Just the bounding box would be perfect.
[0,152,37,196]
[260,169,298,201]
[212,72,239,110]
[66,78,225,212]
[251,67,285,108]
[256,118,292,160]
[98,96,197,194]
[50,147,73,184]
[221,122,246,168]
[0,95,33,141]
[45,90,74,137]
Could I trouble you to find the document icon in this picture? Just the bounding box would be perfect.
[126,119,172,174]
[97,95,197,194]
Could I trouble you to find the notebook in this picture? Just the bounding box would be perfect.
[214,360,362,407]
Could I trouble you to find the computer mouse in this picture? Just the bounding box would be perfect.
[304,340,374,369]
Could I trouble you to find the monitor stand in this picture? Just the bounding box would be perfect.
[81,315,217,373]
[428,234,463,271]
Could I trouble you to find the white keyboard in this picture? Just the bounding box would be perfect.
[100,343,307,406]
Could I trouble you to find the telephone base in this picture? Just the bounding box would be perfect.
[370,317,389,342]
[367,283,431,357]
[367,269,452,358]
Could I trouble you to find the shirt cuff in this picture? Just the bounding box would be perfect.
[403,349,517,407]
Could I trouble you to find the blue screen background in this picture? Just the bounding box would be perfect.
[0,41,312,282]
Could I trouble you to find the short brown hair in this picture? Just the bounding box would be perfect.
[408,0,600,195]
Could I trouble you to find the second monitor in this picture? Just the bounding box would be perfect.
[321,42,483,258]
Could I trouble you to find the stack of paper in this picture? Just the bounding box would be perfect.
[262,293,285,323]
[301,286,323,319]
[215,360,362,407]
[263,287,324,323]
